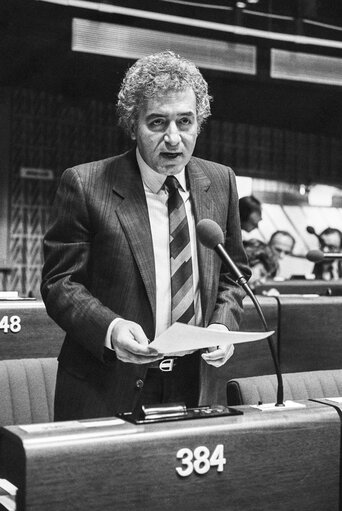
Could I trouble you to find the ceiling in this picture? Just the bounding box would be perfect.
[1,0,342,136]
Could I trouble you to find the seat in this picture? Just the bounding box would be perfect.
[227,369,342,406]
[0,358,57,426]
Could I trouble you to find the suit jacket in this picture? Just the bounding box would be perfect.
[41,149,250,418]
[313,260,342,280]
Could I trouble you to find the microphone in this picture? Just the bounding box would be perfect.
[196,219,248,287]
[307,249,342,262]
[306,225,317,236]
[306,226,323,245]
[196,218,284,407]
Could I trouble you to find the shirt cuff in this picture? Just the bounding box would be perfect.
[104,318,123,350]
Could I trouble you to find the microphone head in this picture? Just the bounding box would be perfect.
[306,249,324,263]
[196,219,224,249]
[306,226,316,235]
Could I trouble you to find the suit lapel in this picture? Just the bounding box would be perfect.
[111,150,156,323]
[187,158,220,325]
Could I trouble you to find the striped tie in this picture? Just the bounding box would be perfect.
[165,175,195,325]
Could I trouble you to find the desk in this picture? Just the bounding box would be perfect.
[276,295,342,373]
[0,401,339,511]
[0,301,64,359]
[255,279,342,296]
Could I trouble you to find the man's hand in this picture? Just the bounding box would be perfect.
[201,322,234,367]
[111,319,162,364]
[201,344,234,367]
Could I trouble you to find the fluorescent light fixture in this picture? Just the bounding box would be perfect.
[308,185,341,207]
[271,49,342,86]
[236,176,253,197]
[72,18,257,74]
[36,0,342,50]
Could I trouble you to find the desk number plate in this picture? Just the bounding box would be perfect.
[176,444,226,477]
[0,316,21,334]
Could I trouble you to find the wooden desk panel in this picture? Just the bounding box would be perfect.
[0,401,339,511]
[200,296,279,405]
[0,301,64,359]
[276,295,342,373]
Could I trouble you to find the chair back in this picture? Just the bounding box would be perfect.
[227,369,342,405]
[0,358,57,425]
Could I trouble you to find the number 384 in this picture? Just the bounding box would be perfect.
[176,444,226,477]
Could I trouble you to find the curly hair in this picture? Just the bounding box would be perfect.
[116,51,212,135]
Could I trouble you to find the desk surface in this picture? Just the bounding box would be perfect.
[255,278,342,295]
[0,401,340,511]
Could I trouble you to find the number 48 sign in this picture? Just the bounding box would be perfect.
[0,316,21,333]
[176,444,226,477]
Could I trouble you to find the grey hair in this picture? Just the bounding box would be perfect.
[116,51,212,135]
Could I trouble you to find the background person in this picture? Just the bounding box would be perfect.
[243,238,278,290]
[41,51,251,421]
[268,230,296,278]
[239,195,262,240]
[313,227,342,280]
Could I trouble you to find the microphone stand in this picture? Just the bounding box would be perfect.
[215,245,284,406]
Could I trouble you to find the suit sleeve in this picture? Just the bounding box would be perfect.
[41,167,118,361]
[209,168,251,330]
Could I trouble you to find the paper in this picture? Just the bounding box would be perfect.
[251,400,306,411]
[149,323,274,355]
[326,397,342,403]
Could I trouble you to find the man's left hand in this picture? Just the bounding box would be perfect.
[201,323,234,367]
[201,344,234,367]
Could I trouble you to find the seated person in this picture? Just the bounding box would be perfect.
[268,230,296,277]
[243,239,278,290]
[239,196,262,240]
[313,227,342,281]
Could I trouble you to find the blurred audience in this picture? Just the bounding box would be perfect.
[313,227,342,280]
[239,196,262,240]
[268,230,296,277]
[243,239,278,290]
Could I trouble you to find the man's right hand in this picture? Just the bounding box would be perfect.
[111,319,162,364]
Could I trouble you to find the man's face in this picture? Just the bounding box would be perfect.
[321,232,341,253]
[131,88,198,175]
[270,234,294,260]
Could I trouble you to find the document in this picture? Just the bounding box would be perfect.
[149,323,274,355]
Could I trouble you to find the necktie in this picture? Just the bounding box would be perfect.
[165,175,195,325]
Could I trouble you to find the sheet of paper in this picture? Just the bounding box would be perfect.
[326,397,342,403]
[149,323,274,355]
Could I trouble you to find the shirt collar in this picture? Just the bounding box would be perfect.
[136,147,187,193]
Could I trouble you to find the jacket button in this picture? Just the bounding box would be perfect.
[136,379,144,389]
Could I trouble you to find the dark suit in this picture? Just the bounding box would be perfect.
[313,260,342,280]
[41,149,250,419]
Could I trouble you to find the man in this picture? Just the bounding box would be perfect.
[238,195,262,240]
[41,51,250,420]
[269,231,295,262]
[313,227,342,280]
